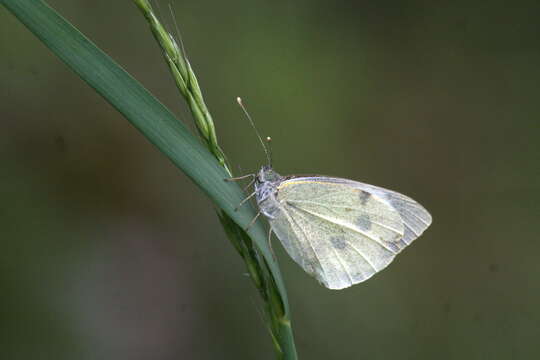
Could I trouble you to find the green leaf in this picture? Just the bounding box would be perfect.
[1,0,290,313]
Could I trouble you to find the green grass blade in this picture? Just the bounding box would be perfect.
[1,0,293,344]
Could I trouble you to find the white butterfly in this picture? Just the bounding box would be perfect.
[229,99,432,290]
[230,163,432,290]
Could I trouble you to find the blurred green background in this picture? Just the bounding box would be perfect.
[1,1,539,359]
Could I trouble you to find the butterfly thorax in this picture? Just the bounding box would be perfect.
[254,166,284,218]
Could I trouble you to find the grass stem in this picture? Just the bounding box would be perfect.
[132,1,298,358]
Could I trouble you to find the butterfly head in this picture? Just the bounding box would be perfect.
[257,165,282,184]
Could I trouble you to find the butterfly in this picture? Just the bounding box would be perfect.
[228,98,432,290]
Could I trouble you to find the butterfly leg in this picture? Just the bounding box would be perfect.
[244,211,261,232]
[242,177,256,192]
[235,191,256,211]
[224,173,255,182]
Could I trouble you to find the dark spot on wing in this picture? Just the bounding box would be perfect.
[330,236,347,250]
[359,190,371,205]
[356,214,372,231]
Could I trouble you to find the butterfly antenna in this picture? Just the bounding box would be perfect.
[266,136,273,167]
[237,97,272,166]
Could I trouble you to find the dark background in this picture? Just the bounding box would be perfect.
[1,1,539,359]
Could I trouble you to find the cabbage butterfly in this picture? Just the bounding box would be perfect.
[229,98,432,290]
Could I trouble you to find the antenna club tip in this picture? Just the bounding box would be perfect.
[266,136,272,142]
[236,96,242,104]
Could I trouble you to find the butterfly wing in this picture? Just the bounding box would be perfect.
[292,177,433,245]
[342,180,432,245]
[269,177,431,290]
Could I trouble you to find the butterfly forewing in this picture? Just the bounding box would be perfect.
[297,177,433,245]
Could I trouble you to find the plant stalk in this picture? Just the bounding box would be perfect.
[132,1,298,358]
